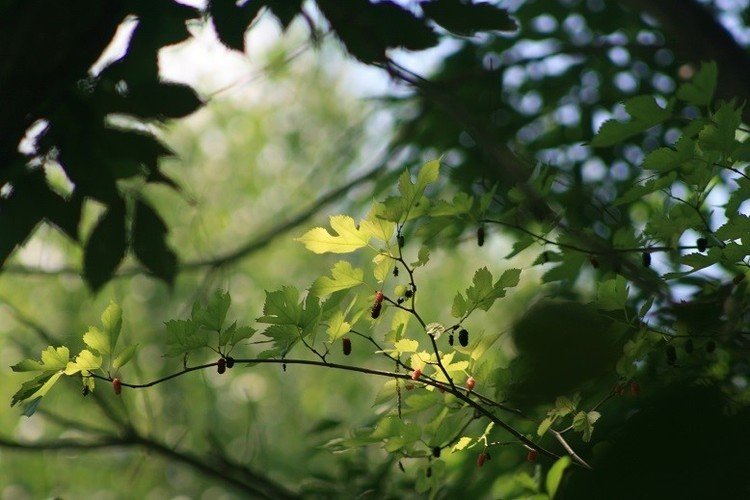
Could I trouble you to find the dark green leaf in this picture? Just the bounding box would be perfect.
[421,0,516,36]
[84,200,127,291]
[132,200,177,285]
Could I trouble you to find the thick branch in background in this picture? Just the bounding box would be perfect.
[619,0,750,118]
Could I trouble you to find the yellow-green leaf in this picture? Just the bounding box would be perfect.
[112,344,139,371]
[83,326,110,355]
[310,261,365,297]
[64,349,102,375]
[326,311,351,341]
[296,215,372,254]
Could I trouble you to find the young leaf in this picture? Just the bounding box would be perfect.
[326,310,351,341]
[310,261,365,297]
[112,344,139,371]
[64,350,102,375]
[590,95,671,147]
[546,456,572,498]
[83,327,110,356]
[100,301,122,355]
[194,290,231,331]
[11,346,70,372]
[296,215,373,254]
[164,319,208,357]
[597,275,629,311]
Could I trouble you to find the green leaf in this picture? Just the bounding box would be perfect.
[451,291,467,318]
[361,208,396,242]
[258,286,302,325]
[572,410,601,442]
[132,200,177,286]
[676,61,717,107]
[112,344,139,371]
[590,95,671,147]
[310,261,365,297]
[698,101,743,155]
[11,373,55,407]
[597,275,629,311]
[83,327,110,356]
[100,301,122,355]
[64,350,102,375]
[326,310,351,341]
[164,319,208,357]
[220,325,256,347]
[194,290,231,331]
[537,416,554,437]
[296,215,373,254]
[392,338,419,354]
[614,172,676,206]
[84,201,127,292]
[642,136,695,173]
[546,456,572,498]
[11,346,70,372]
[422,0,516,36]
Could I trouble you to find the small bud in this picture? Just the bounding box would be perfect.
[477,452,488,468]
[458,329,469,347]
[432,446,441,458]
[477,226,485,247]
[642,251,651,268]
[398,461,405,473]
[589,255,599,269]
[466,376,476,391]
[629,381,640,396]
[393,267,399,277]
[696,237,708,252]
[404,289,413,299]
[526,449,538,462]
[684,339,694,354]
[448,333,454,346]
[342,338,352,356]
[82,385,90,397]
[112,378,122,395]
[706,340,716,353]
[397,297,405,304]
[411,368,422,380]
[217,358,226,374]
[666,344,677,365]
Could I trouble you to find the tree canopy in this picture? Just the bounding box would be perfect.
[4,1,750,498]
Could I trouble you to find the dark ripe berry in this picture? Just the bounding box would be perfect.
[685,339,694,354]
[697,237,708,252]
[629,381,640,396]
[458,329,469,347]
[411,368,422,380]
[404,289,413,298]
[426,466,432,478]
[432,447,441,458]
[666,345,677,364]
[734,274,746,285]
[477,452,488,468]
[477,226,485,247]
[397,235,405,248]
[706,340,716,353]
[466,376,476,391]
[283,363,287,372]
[217,358,226,374]
[374,291,385,305]
[112,378,122,395]
[371,302,382,319]
[589,255,599,269]
[393,266,399,277]
[226,356,235,368]
[526,450,538,462]
[642,251,651,268]
[342,337,352,356]
[448,333,454,346]
[82,385,90,397]
[397,297,405,304]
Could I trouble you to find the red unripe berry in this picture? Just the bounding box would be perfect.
[217,358,226,374]
[527,449,538,462]
[112,378,122,395]
[411,368,422,380]
[629,381,640,396]
[342,338,352,356]
[466,376,476,391]
[477,452,488,468]
[374,291,384,305]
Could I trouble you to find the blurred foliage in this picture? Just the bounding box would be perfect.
[4,0,750,499]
